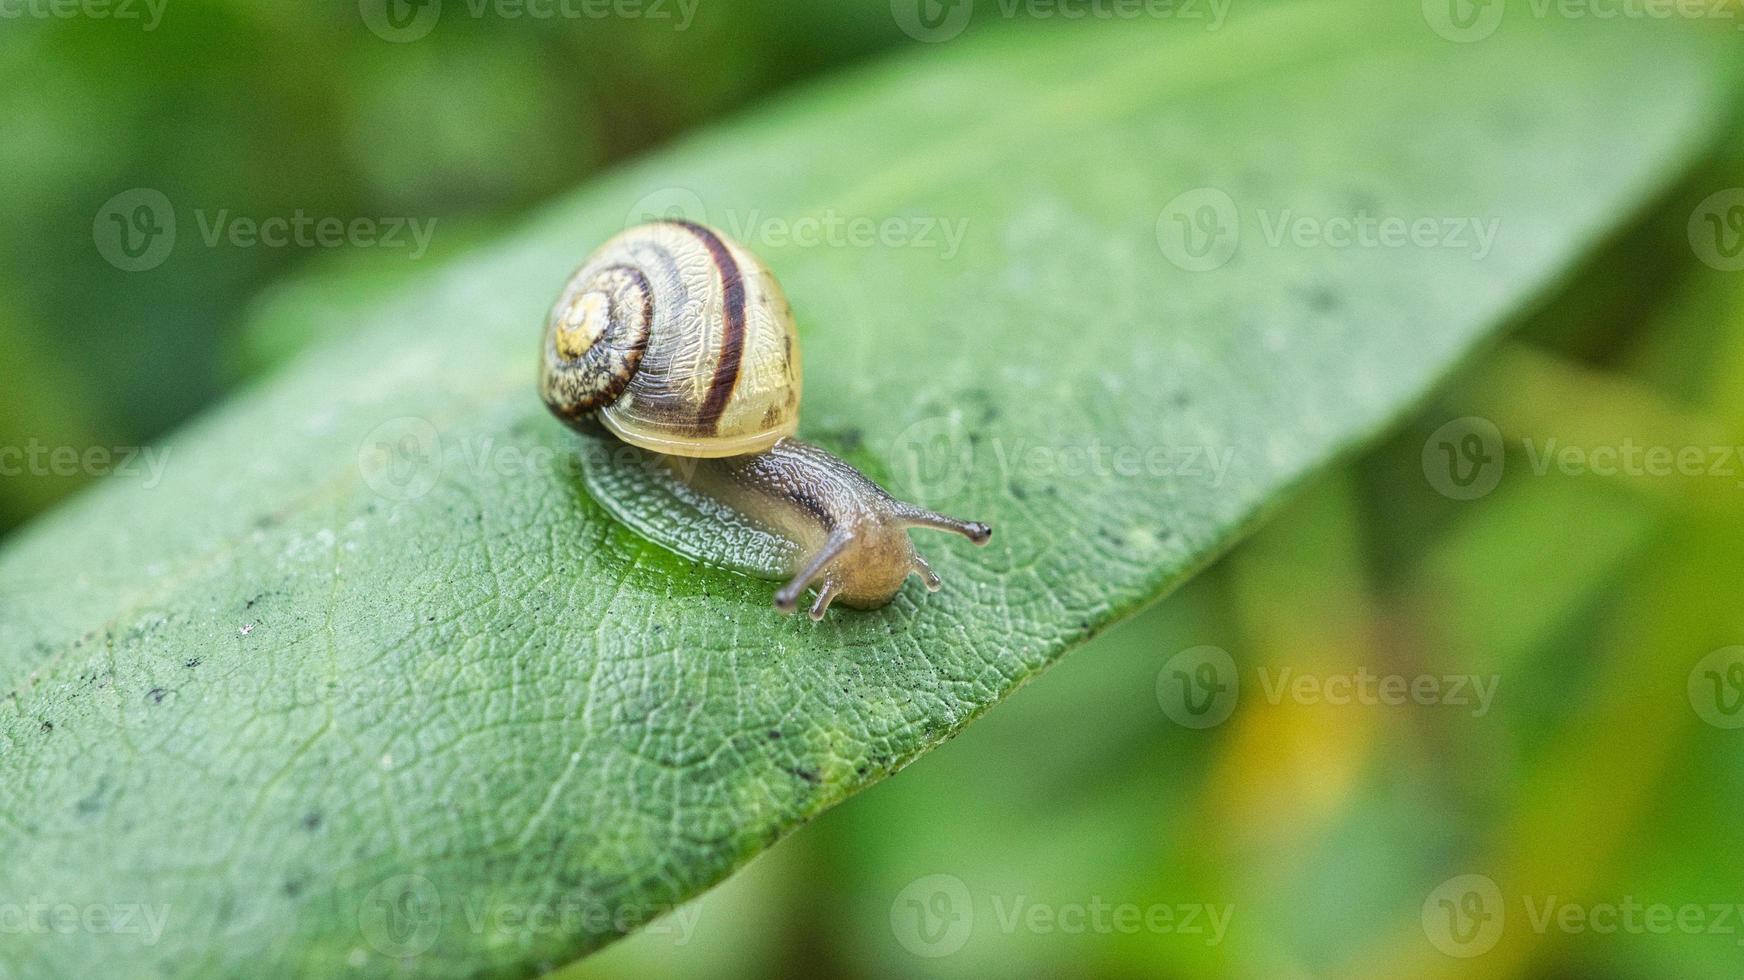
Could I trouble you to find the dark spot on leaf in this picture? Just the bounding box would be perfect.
[787,766,820,784]
[76,779,109,816]
[146,688,168,705]
[282,879,304,898]
[185,658,202,669]
[39,720,53,734]
[767,730,782,740]
[302,812,322,832]
[1302,284,1340,313]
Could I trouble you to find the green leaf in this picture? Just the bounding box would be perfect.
[0,5,1734,976]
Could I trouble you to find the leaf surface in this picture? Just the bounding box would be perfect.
[0,5,1733,976]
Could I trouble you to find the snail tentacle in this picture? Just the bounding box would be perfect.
[891,502,994,545]
[910,553,943,592]
[806,577,843,622]
[773,529,852,615]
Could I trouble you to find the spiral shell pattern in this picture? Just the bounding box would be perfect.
[539,220,802,459]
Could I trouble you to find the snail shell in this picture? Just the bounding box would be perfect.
[539,220,802,459]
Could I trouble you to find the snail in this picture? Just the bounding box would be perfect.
[539,220,991,620]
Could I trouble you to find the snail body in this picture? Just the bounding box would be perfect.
[541,220,989,620]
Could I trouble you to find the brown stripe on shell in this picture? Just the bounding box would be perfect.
[663,220,745,435]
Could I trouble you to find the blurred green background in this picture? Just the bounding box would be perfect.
[6,1,1744,977]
